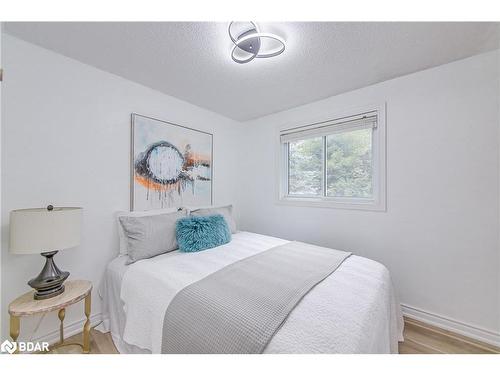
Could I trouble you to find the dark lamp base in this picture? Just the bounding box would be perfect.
[28,251,70,300]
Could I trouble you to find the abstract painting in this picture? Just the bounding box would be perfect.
[131,114,213,210]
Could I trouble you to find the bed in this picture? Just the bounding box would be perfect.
[100,231,404,354]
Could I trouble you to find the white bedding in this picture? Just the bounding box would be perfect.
[100,231,404,354]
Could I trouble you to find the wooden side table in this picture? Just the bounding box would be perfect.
[8,280,92,354]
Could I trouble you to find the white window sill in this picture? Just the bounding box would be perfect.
[276,196,386,212]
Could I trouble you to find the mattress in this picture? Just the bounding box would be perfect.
[99,231,404,354]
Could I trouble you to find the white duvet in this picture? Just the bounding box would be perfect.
[102,231,403,353]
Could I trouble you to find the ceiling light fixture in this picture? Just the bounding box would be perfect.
[228,22,285,64]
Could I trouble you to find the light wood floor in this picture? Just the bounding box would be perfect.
[46,329,119,354]
[399,317,499,354]
[52,317,499,354]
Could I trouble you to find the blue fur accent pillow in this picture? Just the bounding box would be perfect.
[176,214,232,252]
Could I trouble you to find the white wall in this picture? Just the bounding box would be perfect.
[0,35,241,341]
[237,50,500,337]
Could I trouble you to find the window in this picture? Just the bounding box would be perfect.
[278,107,386,210]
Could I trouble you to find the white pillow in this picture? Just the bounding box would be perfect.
[116,208,180,255]
[184,205,215,212]
[189,204,237,234]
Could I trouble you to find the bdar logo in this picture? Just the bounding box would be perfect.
[1,339,17,354]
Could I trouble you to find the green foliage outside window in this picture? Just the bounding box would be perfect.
[288,137,323,195]
[327,128,372,198]
[288,128,372,198]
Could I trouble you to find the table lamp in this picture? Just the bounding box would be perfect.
[9,205,83,300]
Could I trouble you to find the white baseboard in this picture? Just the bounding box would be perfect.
[401,304,500,348]
[33,313,103,346]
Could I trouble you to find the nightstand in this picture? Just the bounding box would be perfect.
[8,279,92,354]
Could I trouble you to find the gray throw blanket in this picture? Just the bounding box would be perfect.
[161,241,351,354]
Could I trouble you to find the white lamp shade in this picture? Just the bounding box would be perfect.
[9,207,83,254]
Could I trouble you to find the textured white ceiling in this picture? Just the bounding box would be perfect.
[4,22,500,121]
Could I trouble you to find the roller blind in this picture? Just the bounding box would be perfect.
[280,112,377,143]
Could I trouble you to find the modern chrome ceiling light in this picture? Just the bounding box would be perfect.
[228,22,286,64]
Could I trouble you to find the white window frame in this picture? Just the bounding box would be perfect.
[276,103,386,211]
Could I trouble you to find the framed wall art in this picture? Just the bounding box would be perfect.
[131,114,213,210]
